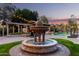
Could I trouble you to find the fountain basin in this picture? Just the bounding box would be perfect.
[21,39,58,54]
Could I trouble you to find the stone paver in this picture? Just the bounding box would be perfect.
[0,34,79,44]
[0,36,27,44]
[45,34,79,44]
[66,37,79,44]
[0,35,51,44]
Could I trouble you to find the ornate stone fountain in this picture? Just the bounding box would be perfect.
[21,20,58,54]
[9,20,70,56]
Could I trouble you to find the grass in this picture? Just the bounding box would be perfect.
[50,38,79,56]
[9,32,24,35]
[0,41,21,56]
[0,39,79,56]
[52,32,67,36]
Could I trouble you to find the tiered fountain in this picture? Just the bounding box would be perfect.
[9,20,70,56]
[21,20,58,54]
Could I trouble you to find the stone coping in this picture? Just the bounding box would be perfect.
[9,44,70,56]
[22,39,58,47]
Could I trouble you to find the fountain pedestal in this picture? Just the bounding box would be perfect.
[30,26,48,44]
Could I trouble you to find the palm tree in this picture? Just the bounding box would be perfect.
[68,14,78,37]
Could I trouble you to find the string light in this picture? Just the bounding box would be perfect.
[13,15,32,23]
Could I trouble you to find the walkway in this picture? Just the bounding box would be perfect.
[0,34,79,44]
[0,36,26,44]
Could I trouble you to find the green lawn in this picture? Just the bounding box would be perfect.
[52,32,67,36]
[0,41,21,56]
[50,38,79,56]
[0,39,79,56]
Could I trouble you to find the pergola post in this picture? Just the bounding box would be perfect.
[2,25,4,36]
[18,25,20,33]
[13,25,15,34]
[26,25,27,32]
[20,25,22,33]
[7,24,9,36]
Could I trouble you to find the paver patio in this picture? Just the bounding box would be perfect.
[0,34,79,44]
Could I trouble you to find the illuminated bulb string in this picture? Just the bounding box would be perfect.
[14,15,29,22]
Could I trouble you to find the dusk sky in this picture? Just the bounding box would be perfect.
[14,3,79,19]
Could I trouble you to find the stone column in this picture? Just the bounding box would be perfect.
[42,32,45,42]
[6,24,9,36]
[34,33,37,42]
[38,33,41,43]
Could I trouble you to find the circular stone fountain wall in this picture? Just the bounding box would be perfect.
[9,44,70,56]
[21,39,58,54]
